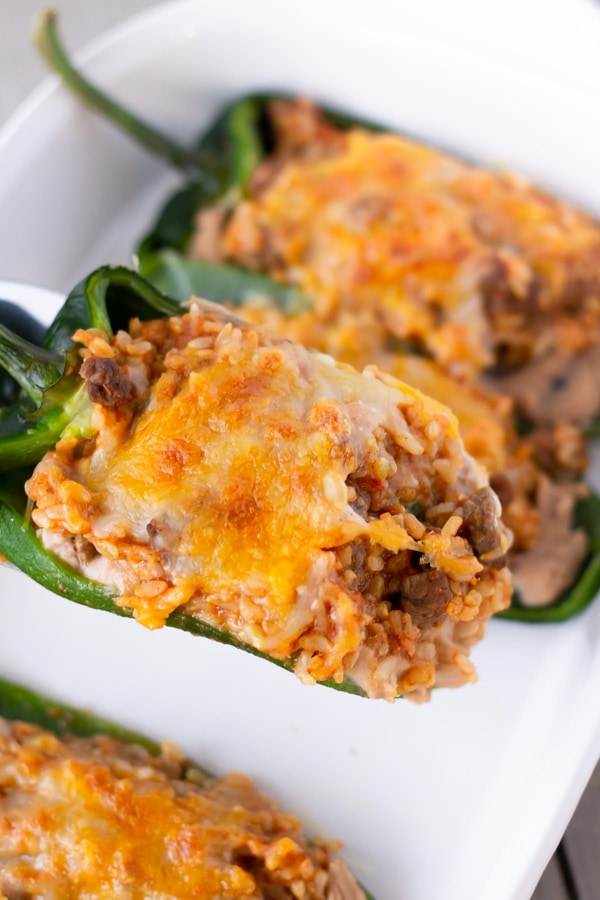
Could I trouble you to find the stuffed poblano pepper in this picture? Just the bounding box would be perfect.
[0,266,514,702]
[0,678,371,899]
[36,12,600,622]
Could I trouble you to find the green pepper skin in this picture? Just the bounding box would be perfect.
[498,490,600,623]
[34,12,362,312]
[0,335,74,473]
[0,303,57,453]
[134,89,390,305]
[0,301,46,349]
[0,262,597,634]
[132,93,317,308]
[35,10,381,189]
[42,265,182,353]
[585,419,600,439]
[141,249,312,314]
[30,14,600,623]
[0,301,48,406]
[0,677,162,754]
[0,267,183,473]
[0,485,365,698]
[0,326,61,405]
[35,10,220,183]
[0,266,366,697]
[0,677,374,897]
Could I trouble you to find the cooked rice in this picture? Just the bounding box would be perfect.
[0,717,362,898]
[26,307,512,702]
[188,99,595,604]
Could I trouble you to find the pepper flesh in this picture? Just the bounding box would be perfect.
[0,678,371,900]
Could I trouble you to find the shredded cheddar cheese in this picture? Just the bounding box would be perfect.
[0,719,359,899]
[193,99,595,599]
[26,306,512,701]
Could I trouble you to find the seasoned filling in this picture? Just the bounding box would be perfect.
[0,718,363,899]
[207,99,600,390]
[188,99,597,606]
[26,307,511,702]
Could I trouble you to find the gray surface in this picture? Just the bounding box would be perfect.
[533,856,570,900]
[0,2,598,898]
[562,764,600,899]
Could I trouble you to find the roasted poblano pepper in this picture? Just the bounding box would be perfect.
[498,491,600,622]
[0,266,372,694]
[35,10,359,311]
[35,12,600,623]
[0,265,520,703]
[0,678,373,899]
[0,267,179,473]
[0,676,164,753]
[0,496,360,697]
[0,301,47,405]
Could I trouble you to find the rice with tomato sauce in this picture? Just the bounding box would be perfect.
[0,717,364,898]
[26,305,511,701]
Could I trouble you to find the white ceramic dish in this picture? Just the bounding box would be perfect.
[1,2,600,898]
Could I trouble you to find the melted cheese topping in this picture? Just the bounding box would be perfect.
[0,720,351,899]
[26,310,512,700]
[208,105,594,561]
[73,326,464,638]
[223,131,489,374]
[219,124,600,378]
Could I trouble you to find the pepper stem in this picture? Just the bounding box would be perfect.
[34,9,218,181]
